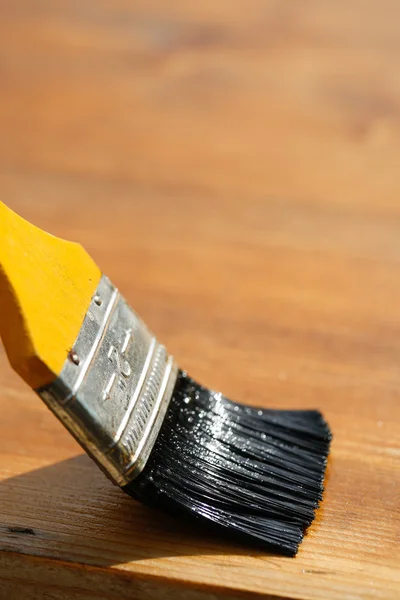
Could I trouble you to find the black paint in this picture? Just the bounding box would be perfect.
[124,371,332,556]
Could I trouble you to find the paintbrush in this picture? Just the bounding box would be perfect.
[0,201,331,556]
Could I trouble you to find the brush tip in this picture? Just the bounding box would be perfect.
[124,371,331,556]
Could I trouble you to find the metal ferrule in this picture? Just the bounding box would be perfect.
[37,275,178,486]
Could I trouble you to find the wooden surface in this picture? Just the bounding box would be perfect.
[0,1,399,599]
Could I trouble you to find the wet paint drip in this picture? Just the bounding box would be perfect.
[125,371,332,556]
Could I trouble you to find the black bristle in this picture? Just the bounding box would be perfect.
[124,371,332,556]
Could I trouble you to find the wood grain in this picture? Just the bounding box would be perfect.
[0,1,399,599]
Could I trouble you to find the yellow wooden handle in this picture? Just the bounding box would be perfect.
[0,201,101,389]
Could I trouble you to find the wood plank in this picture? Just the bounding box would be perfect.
[0,1,399,599]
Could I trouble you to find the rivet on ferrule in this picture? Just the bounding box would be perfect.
[37,275,178,486]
